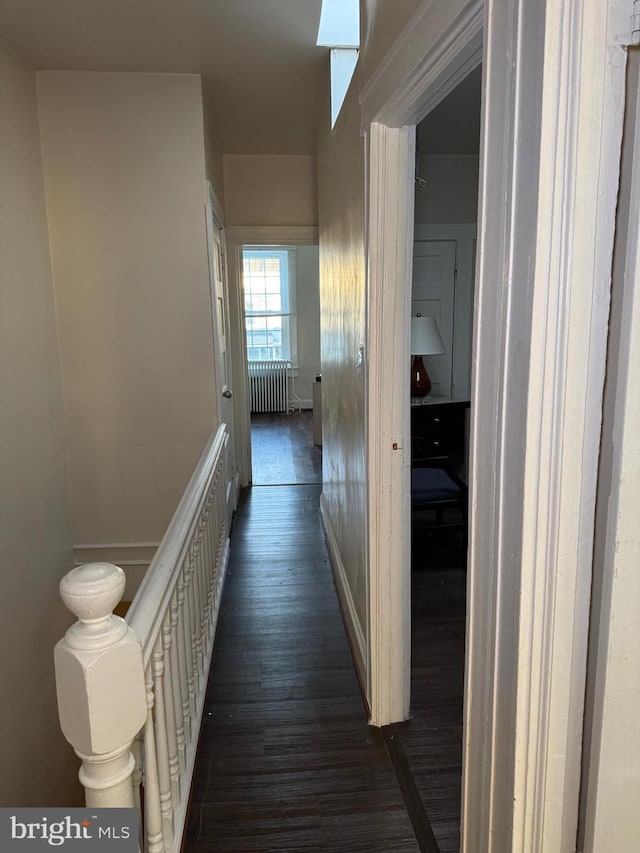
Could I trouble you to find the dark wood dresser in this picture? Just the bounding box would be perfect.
[411,395,470,474]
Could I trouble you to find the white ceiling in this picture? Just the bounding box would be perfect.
[0,0,326,154]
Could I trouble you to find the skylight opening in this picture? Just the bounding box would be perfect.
[316,0,360,48]
[316,0,360,128]
[330,48,359,127]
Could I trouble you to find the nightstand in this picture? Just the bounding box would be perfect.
[411,395,469,474]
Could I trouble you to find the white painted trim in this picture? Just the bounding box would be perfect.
[206,180,225,228]
[320,494,367,687]
[225,226,319,244]
[73,543,158,600]
[365,122,414,726]
[74,542,160,553]
[361,0,629,848]
[206,194,238,524]
[360,0,483,128]
[580,49,640,853]
[509,3,627,849]
[223,239,252,487]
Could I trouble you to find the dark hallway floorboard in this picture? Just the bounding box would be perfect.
[399,568,466,853]
[250,411,322,485]
[185,485,420,852]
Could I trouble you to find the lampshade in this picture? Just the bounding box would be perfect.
[411,315,445,356]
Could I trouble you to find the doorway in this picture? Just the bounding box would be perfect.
[226,234,322,487]
[401,66,482,852]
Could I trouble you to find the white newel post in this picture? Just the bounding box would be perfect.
[54,563,147,807]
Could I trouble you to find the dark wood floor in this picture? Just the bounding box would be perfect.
[398,566,466,853]
[185,485,420,852]
[251,411,322,486]
[185,420,466,852]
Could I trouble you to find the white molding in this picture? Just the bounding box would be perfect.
[221,239,252,487]
[206,180,225,227]
[510,1,627,849]
[73,542,160,584]
[365,122,414,726]
[74,541,160,554]
[581,49,640,853]
[360,0,483,128]
[74,543,158,601]
[320,494,367,689]
[224,225,319,244]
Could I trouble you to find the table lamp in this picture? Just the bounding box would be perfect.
[410,314,444,397]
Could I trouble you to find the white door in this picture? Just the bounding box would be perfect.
[412,239,456,395]
[205,199,237,527]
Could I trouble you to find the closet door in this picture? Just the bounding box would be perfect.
[411,239,456,396]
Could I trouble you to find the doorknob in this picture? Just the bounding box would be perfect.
[222,386,233,399]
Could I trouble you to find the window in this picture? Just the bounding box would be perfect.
[242,247,297,363]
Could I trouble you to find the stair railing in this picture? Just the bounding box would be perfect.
[55,424,230,852]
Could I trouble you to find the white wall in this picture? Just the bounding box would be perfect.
[37,71,217,548]
[222,155,317,226]
[295,246,321,405]
[201,81,225,210]
[0,38,80,806]
[317,0,427,683]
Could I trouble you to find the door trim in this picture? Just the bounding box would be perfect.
[205,182,238,520]
[365,122,415,724]
[361,0,630,849]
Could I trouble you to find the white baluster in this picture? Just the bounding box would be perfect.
[131,734,143,826]
[186,544,201,693]
[176,572,195,737]
[151,639,174,848]
[161,616,181,806]
[199,505,212,650]
[55,563,147,808]
[201,498,213,649]
[209,476,219,618]
[192,535,205,678]
[142,669,165,853]
[169,593,187,773]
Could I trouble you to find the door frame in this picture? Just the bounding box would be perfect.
[224,225,319,487]
[205,182,239,520]
[361,1,632,850]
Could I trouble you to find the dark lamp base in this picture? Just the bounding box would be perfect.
[411,355,432,397]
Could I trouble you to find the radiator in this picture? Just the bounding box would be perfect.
[248,360,290,413]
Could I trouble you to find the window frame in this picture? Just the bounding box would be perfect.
[242,247,298,365]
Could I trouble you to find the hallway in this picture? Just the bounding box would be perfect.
[184,484,420,851]
[182,412,465,852]
[250,411,322,485]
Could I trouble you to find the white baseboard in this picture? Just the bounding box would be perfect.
[320,494,367,689]
[73,542,159,600]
